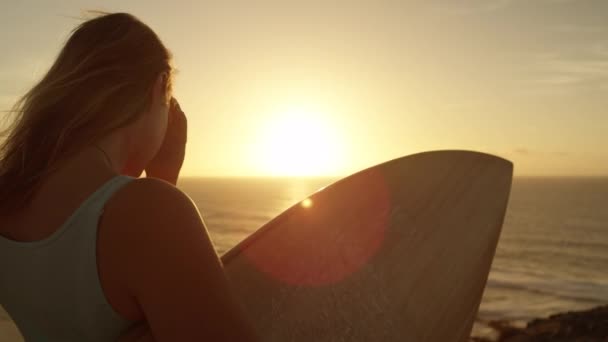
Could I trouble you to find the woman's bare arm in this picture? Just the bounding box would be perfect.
[106,178,258,341]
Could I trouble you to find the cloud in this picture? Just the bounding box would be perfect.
[526,44,608,88]
[430,0,513,15]
[590,40,608,57]
[514,148,531,155]
[537,60,608,85]
[431,0,576,16]
[541,0,578,3]
[522,20,608,88]
[550,24,608,34]
[511,148,568,157]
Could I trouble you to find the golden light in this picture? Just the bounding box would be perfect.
[252,106,344,177]
[301,198,313,208]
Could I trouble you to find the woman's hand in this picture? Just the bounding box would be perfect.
[116,322,155,342]
[145,98,187,185]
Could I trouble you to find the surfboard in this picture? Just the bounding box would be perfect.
[221,150,513,341]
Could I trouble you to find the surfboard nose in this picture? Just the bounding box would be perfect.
[380,149,513,183]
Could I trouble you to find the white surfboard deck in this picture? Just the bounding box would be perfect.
[221,150,513,342]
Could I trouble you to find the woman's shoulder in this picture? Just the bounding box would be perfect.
[112,177,193,204]
[105,177,199,219]
[101,176,203,242]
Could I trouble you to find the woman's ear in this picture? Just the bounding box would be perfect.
[152,72,169,105]
[160,72,168,88]
[155,72,167,93]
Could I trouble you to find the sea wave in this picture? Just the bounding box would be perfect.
[486,277,608,304]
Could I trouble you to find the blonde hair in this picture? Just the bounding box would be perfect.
[0,12,174,215]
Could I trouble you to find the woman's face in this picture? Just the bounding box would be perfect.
[125,72,170,172]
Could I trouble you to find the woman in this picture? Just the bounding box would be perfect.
[0,12,258,341]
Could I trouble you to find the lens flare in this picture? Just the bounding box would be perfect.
[301,198,313,208]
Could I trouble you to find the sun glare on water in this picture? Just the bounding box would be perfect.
[253,106,344,177]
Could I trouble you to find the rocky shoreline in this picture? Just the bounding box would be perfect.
[472,305,608,341]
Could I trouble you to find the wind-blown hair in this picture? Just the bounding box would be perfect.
[0,12,174,215]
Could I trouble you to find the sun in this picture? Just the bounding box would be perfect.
[253,107,344,176]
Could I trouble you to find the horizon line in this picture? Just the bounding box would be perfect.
[178,174,608,179]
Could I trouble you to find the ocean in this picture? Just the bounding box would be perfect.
[1,176,606,340]
[180,176,608,339]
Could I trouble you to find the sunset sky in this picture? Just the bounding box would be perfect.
[1,0,606,177]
